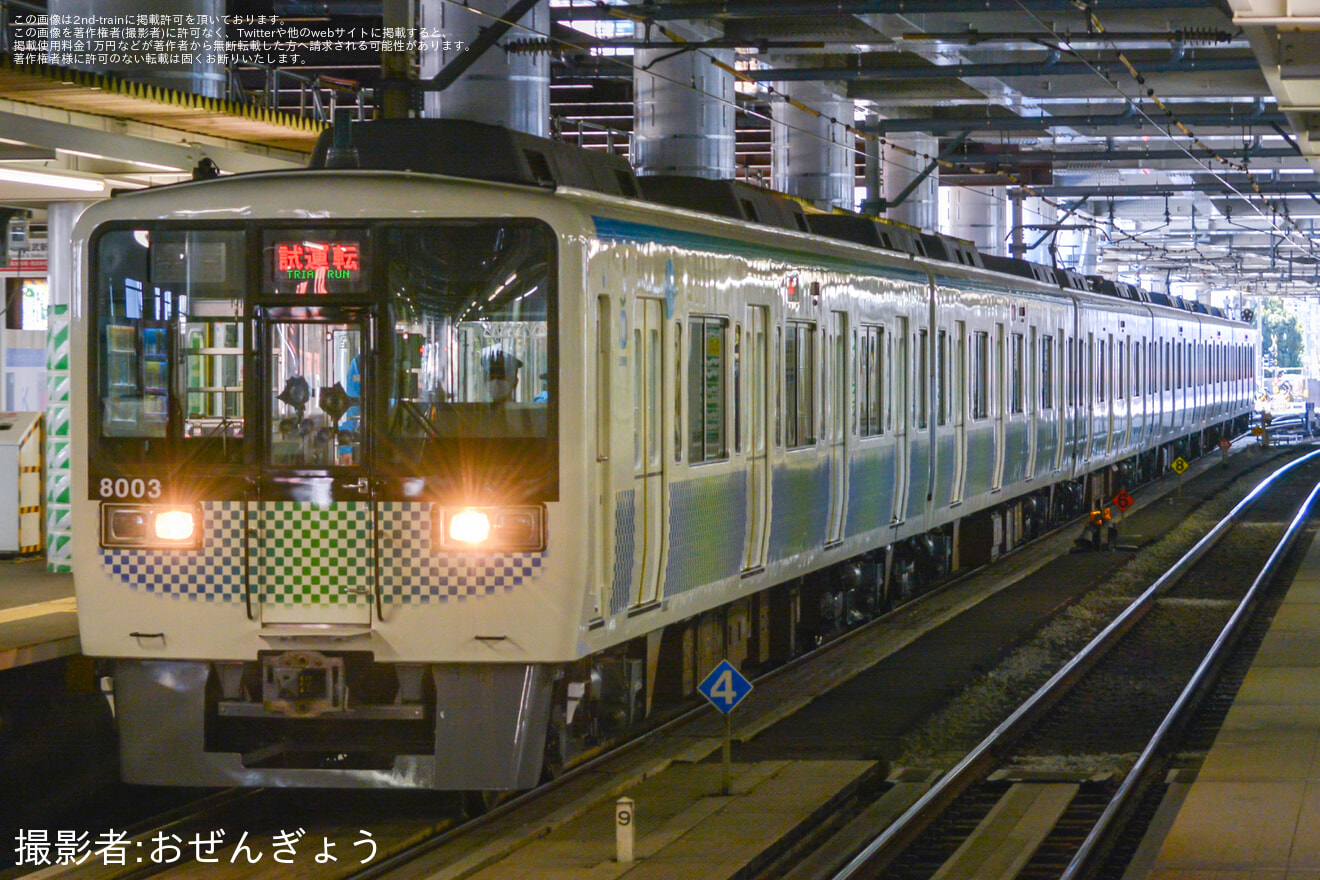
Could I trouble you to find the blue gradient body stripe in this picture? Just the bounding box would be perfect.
[591,216,930,282]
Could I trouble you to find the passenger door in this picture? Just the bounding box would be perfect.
[952,321,968,504]
[891,316,910,522]
[632,297,666,608]
[743,305,770,571]
[251,307,375,630]
[594,294,615,620]
[992,322,1006,491]
[825,311,849,545]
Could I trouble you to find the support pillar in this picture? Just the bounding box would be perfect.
[633,49,736,179]
[48,0,224,97]
[770,82,854,210]
[419,0,550,137]
[863,117,881,216]
[882,132,938,230]
[944,186,1009,254]
[1023,197,1059,265]
[45,201,90,573]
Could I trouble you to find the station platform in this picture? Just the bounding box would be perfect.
[0,558,78,671]
[1136,529,1320,878]
[445,758,876,880]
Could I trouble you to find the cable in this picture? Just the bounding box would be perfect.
[1015,0,1320,285]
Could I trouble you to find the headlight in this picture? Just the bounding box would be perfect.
[101,504,202,549]
[154,510,196,541]
[436,505,545,552]
[448,510,491,544]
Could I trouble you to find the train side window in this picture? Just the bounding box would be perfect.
[1061,340,1071,408]
[937,329,948,426]
[734,323,742,454]
[775,326,783,447]
[784,321,816,448]
[971,330,989,420]
[917,328,930,429]
[634,326,643,469]
[954,322,966,423]
[1041,334,1054,410]
[1028,329,1037,416]
[859,325,884,437]
[1132,341,1141,397]
[94,227,247,460]
[674,322,683,463]
[597,295,611,459]
[1009,332,1024,415]
[1153,339,1160,394]
[687,316,729,463]
[1118,341,1125,400]
[1098,339,1106,403]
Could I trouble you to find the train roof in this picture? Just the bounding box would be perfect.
[92,119,1247,327]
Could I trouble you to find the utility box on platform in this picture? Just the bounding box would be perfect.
[0,412,43,554]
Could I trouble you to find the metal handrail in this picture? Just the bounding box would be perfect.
[225,62,370,123]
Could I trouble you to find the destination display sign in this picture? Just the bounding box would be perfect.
[264,229,368,294]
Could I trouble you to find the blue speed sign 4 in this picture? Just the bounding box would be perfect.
[697,660,753,715]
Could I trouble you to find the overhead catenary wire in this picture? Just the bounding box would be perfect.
[439,0,1298,287]
[1014,0,1320,288]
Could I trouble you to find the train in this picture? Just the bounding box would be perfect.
[69,119,1257,791]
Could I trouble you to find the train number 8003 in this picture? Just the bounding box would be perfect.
[99,477,163,499]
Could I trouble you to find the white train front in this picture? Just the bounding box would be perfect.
[70,123,1257,790]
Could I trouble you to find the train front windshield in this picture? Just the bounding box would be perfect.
[88,219,558,503]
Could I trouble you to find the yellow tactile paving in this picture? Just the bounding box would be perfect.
[0,595,76,624]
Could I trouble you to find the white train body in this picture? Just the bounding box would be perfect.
[70,168,1256,789]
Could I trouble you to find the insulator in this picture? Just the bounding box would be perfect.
[1175,27,1235,46]
[505,38,555,56]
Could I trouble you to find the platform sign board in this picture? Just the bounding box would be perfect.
[698,660,753,715]
[1113,490,1135,512]
[1171,457,1189,475]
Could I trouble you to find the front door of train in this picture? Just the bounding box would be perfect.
[251,307,376,630]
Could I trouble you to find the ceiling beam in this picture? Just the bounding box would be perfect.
[947,146,1301,164]
[0,108,304,173]
[551,0,1217,22]
[748,56,1260,82]
[868,110,1289,134]
[1036,181,1320,196]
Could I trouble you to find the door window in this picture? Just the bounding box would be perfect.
[267,322,364,467]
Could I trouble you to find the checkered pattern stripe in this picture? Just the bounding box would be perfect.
[609,490,635,617]
[254,502,373,604]
[768,461,831,563]
[99,502,246,600]
[378,503,546,603]
[847,449,890,537]
[100,501,547,603]
[664,473,746,596]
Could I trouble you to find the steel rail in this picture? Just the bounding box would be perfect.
[341,474,1111,880]
[830,446,1320,880]
[1061,475,1320,878]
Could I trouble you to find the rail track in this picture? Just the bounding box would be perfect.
[828,448,1320,880]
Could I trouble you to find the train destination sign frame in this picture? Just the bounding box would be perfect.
[264,229,369,295]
